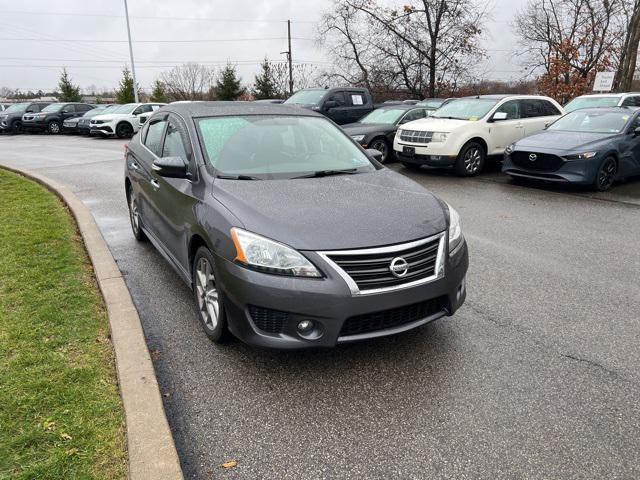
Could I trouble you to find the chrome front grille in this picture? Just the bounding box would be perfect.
[319,233,446,295]
[400,129,432,144]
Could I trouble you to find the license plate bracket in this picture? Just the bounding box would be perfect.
[403,146,415,156]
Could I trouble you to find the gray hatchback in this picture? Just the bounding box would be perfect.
[124,102,468,349]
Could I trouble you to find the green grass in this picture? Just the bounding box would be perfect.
[0,169,127,479]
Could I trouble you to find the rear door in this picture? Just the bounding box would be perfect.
[488,100,524,153]
[60,104,77,120]
[346,91,369,123]
[520,99,562,136]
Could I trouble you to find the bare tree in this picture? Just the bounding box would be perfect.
[271,62,321,96]
[615,0,640,90]
[159,63,215,101]
[319,0,487,98]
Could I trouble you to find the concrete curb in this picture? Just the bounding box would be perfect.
[1,165,183,480]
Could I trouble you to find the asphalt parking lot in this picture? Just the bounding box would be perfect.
[1,134,639,479]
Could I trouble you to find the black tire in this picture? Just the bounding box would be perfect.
[127,185,147,242]
[192,247,231,343]
[116,122,134,139]
[369,137,391,163]
[455,141,486,176]
[11,121,23,134]
[402,162,422,171]
[47,120,61,135]
[593,156,617,192]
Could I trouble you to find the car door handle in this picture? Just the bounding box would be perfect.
[150,179,160,189]
[130,161,140,170]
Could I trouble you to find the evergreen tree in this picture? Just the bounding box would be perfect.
[252,57,278,99]
[116,67,137,104]
[214,63,245,100]
[150,80,168,103]
[57,68,81,102]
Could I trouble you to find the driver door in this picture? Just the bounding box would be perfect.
[488,100,524,154]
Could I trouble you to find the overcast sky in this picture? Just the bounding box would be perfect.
[0,0,527,93]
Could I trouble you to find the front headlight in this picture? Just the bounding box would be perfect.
[230,228,321,277]
[446,203,463,253]
[99,117,113,123]
[431,132,449,142]
[505,143,516,155]
[563,151,598,160]
[351,134,366,142]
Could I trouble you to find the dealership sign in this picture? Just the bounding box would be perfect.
[593,72,615,92]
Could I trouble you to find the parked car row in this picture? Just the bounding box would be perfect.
[0,101,165,138]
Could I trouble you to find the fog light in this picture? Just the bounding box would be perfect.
[297,320,314,333]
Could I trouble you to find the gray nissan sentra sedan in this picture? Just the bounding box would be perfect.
[124,102,468,349]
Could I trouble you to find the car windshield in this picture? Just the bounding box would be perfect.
[42,103,63,112]
[564,96,620,112]
[418,99,445,109]
[284,90,326,106]
[84,105,116,117]
[548,110,631,133]
[197,115,376,179]
[431,98,498,120]
[111,104,137,114]
[359,108,407,124]
[4,103,28,113]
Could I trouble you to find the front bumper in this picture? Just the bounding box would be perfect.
[502,153,601,185]
[215,240,468,349]
[21,119,48,131]
[90,123,114,135]
[393,140,457,166]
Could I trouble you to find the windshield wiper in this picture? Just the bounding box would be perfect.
[292,168,359,179]
[216,174,262,180]
[433,116,466,120]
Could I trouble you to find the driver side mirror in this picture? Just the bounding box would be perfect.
[152,156,190,178]
[366,148,383,163]
[491,111,508,122]
[324,100,337,110]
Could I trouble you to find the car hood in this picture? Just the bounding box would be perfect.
[212,169,447,250]
[341,123,395,135]
[402,117,472,131]
[516,130,618,152]
[91,113,129,121]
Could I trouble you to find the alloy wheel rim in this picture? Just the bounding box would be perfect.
[599,160,616,189]
[195,258,219,331]
[371,140,388,162]
[464,148,481,173]
[129,194,139,232]
[50,123,60,134]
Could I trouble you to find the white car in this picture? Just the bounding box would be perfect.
[564,92,640,112]
[90,103,165,138]
[393,95,564,176]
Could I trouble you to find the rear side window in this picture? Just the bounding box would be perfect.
[144,120,167,156]
[327,92,346,106]
[162,120,189,162]
[134,104,153,115]
[621,96,640,107]
[78,104,93,112]
[521,99,561,118]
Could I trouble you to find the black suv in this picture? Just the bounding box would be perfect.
[22,102,94,134]
[284,87,374,125]
[0,102,51,134]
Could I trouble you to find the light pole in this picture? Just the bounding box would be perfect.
[123,0,139,103]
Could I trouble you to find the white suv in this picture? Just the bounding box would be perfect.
[90,103,165,138]
[393,95,564,176]
[564,92,640,112]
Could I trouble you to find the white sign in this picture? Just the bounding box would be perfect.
[593,71,615,92]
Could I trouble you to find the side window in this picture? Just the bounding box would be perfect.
[327,92,346,106]
[401,108,427,123]
[134,105,153,115]
[629,115,640,131]
[494,100,520,120]
[151,105,162,111]
[349,93,365,106]
[622,96,640,107]
[162,119,190,163]
[144,120,167,157]
[62,105,75,113]
[78,104,93,112]
[540,100,561,116]
[521,99,559,118]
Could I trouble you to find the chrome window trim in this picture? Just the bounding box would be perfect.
[317,232,446,296]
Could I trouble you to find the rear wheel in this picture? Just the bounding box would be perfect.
[127,185,147,241]
[47,120,61,135]
[455,141,485,176]
[192,247,231,343]
[369,138,391,163]
[116,122,133,139]
[11,121,23,134]
[593,156,617,192]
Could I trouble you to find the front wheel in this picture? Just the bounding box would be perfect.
[455,142,486,176]
[116,122,133,139]
[192,247,231,343]
[593,157,617,192]
[47,120,61,135]
[11,121,23,134]
[369,138,391,163]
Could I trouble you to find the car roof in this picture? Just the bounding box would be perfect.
[376,104,423,111]
[162,101,324,118]
[461,94,553,100]
[567,106,640,114]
